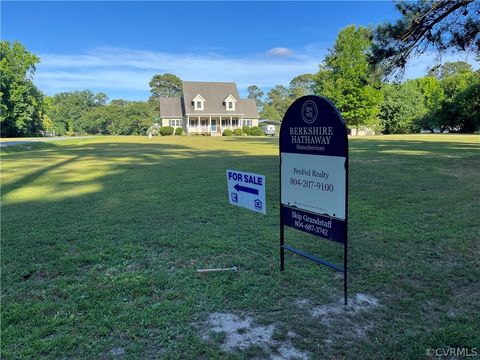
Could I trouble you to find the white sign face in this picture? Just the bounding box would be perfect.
[226,169,266,214]
[281,152,346,219]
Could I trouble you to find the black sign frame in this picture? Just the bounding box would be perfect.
[279,95,349,305]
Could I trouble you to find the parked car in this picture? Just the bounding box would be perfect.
[262,124,276,136]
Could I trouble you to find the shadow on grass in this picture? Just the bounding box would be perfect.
[1,136,479,359]
[349,138,479,157]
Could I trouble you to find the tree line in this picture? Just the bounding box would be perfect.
[248,25,479,134]
[1,1,478,137]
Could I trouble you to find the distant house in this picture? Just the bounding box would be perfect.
[159,81,260,135]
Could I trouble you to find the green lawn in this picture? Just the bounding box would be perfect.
[1,135,479,359]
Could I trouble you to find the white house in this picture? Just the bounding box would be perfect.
[159,81,260,135]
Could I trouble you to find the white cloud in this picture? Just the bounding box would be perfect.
[35,46,478,100]
[36,47,320,99]
[264,47,295,57]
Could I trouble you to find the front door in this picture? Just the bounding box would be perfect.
[211,119,217,133]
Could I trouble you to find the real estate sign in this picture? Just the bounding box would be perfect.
[227,170,266,214]
[279,95,349,303]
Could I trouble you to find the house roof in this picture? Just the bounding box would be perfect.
[183,81,242,115]
[159,81,260,118]
[239,98,260,118]
[159,97,183,117]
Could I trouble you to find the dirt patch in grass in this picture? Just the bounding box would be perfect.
[107,347,125,358]
[310,293,379,319]
[297,293,380,345]
[202,312,308,359]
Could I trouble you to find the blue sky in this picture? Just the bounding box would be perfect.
[2,1,477,100]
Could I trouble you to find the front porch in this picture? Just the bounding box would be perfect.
[187,116,242,136]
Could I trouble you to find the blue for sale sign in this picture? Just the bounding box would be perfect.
[227,170,266,214]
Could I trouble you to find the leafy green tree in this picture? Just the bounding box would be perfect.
[77,101,154,135]
[261,104,281,120]
[111,101,154,135]
[289,74,315,99]
[47,90,107,134]
[435,70,479,132]
[0,41,44,137]
[110,99,131,106]
[414,76,445,132]
[315,25,383,132]
[76,106,110,134]
[247,85,264,112]
[379,81,426,134]
[416,76,444,113]
[263,85,291,120]
[454,77,480,132]
[371,1,479,75]
[428,61,473,80]
[149,73,182,111]
[414,64,479,133]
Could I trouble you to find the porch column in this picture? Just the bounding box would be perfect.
[230,116,232,129]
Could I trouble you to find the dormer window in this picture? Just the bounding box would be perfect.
[224,94,237,111]
[192,94,205,111]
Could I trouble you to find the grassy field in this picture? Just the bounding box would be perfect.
[1,135,479,359]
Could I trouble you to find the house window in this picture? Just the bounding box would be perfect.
[193,94,205,110]
[224,95,236,111]
[189,119,198,127]
[243,119,252,127]
[226,101,235,111]
[232,119,239,127]
[169,119,182,127]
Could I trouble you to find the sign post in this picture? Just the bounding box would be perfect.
[279,95,348,304]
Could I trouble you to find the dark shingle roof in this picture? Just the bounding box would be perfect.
[182,81,242,115]
[159,81,260,118]
[239,98,260,118]
[159,97,183,117]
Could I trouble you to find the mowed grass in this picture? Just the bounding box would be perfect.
[1,135,479,359]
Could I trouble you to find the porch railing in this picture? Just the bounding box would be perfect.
[187,125,241,133]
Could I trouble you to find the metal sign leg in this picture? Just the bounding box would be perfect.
[344,242,348,305]
[280,225,285,271]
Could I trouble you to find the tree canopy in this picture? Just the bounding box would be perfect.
[47,90,108,135]
[381,61,480,133]
[379,81,426,134]
[0,41,45,137]
[428,61,474,79]
[3,37,478,137]
[263,85,291,120]
[289,74,315,99]
[247,85,264,112]
[149,73,182,99]
[77,101,154,135]
[315,25,383,131]
[371,0,480,75]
